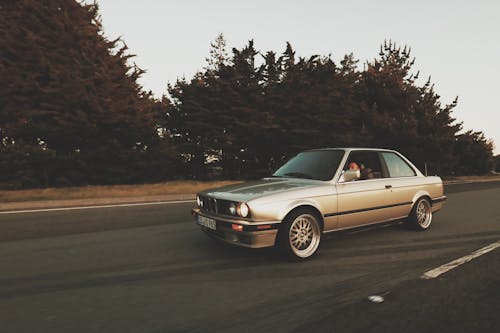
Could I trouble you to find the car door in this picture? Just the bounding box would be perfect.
[335,150,395,229]
[378,151,420,219]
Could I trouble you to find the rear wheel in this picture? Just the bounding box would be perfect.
[278,209,321,260]
[408,197,432,230]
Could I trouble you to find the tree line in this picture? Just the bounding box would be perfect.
[168,34,495,179]
[0,1,495,189]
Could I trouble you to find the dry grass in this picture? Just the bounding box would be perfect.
[443,175,500,182]
[0,180,241,203]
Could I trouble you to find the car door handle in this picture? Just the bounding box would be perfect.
[385,185,392,189]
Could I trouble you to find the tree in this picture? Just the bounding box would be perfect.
[360,41,463,175]
[166,38,493,178]
[0,0,177,188]
[454,131,494,175]
[204,33,229,75]
[169,40,266,179]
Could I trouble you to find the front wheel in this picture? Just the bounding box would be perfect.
[278,210,321,260]
[408,197,433,230]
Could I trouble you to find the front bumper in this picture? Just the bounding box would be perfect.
[192,209,279,248]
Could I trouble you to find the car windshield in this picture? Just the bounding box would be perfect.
[272,150,345,181]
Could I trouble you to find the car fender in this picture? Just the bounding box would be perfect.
[278,198,324,222]
[411,189,432,207]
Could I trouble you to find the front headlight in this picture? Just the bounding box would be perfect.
[196,195,203,207]
[237,202,249,218]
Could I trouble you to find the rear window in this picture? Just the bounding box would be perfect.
[381,152,416,178]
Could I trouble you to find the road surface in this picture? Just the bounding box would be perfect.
[0,182,499,332]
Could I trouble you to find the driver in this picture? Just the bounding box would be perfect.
[348,162,360,171]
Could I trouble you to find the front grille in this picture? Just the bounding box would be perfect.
[200,196,234,216]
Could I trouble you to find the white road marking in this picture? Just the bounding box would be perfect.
[0,200,195,215]
[421,241,500,279]
[368,295,385,303]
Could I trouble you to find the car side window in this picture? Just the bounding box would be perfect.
[381,152,416,178]
[343,151,383,180]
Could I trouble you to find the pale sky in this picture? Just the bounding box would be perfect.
[95,0,500,154]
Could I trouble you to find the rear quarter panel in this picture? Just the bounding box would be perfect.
[388,176,444,217]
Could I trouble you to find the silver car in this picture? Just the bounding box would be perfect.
[192,148,446,260]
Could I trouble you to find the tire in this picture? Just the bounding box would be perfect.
[278,209,322,260]
[408,197,433,230]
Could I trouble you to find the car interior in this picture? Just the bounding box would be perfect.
[343,151,383,180]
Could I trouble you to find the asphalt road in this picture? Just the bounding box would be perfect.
[0,182,499,332]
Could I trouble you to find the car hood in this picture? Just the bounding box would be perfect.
[199,178,323,202]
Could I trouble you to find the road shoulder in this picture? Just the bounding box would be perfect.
[0,194,195,212]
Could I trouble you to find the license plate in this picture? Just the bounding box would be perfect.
[197,215,216,230]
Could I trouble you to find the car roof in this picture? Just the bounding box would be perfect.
[306,147,398,153]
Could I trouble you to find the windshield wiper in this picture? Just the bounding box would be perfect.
[282,172,313,179]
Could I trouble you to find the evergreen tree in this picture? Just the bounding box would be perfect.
[360,41,462,174]
[454,131,493,175]
[167,38,493,178]
[0,0,177,188]
[204,33,229,75]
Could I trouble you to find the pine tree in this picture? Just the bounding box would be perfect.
[0,0,175,188]
[166,38,493,178]
[204,33,229,76]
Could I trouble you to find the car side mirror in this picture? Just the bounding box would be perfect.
[341,169,361,182]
